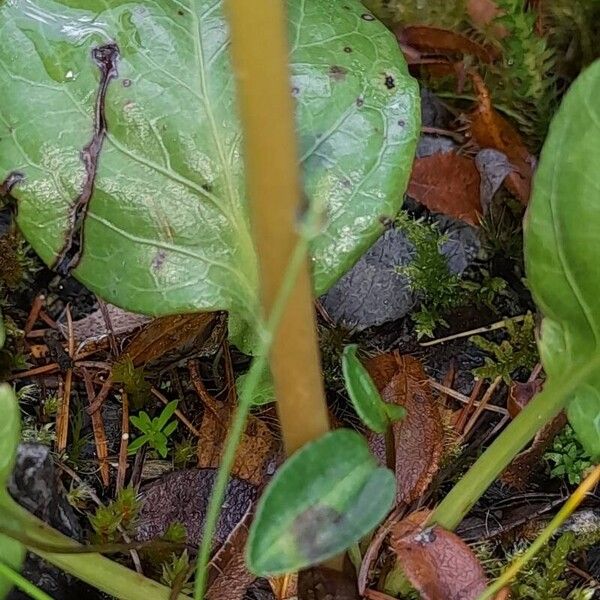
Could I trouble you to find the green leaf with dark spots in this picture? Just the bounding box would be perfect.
[342,344,405,432]
[246,429,395,575]
[525,60,600,458]
[0,0,420,352]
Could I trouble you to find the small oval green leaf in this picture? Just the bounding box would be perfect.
[525,60,600,457]
[0,385,20,490]
[246,429,395,576]
[342,345,405,433]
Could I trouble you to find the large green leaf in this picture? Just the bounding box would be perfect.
[524,60,600,458]
[246,429,395,575]
[0,0,419,349]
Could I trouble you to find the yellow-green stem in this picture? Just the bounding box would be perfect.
[0,562,52,600]
[2,497,189,600]
[385,356,600,595]
[478,463,600,599]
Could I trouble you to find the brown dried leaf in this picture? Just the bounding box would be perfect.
[507,379,542,419]
[408,153,482,225]
[206,506,255,600]
[298,568,360,600]
[396,26,498,63]
[469,74,536,204]
[197,408,276,486]
[391,510,488,600]
[502,379,567,489]
[365,353,444,504]
[68,304,149,345]
[467,0,507,38]
[124,312,222,367]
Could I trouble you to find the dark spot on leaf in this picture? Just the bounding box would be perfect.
[177,9,184,15]
[0,171,24,197]
[356,96,364,107]
[385,75,395,89]
[398,120,405,127]
[151,250,167,272]
[293,505,348,560]
[379,215,393,227]
[201,183,213,193]
[292,86,300,97]
[329,65,347,81]
[53,42,120,276]
[343,46,353,53]
[361,13,375,21]
[122,78,131,87]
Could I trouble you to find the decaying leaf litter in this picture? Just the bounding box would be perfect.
[0,0,599,599]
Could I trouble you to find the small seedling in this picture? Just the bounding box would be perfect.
[545,426,593,485]
[129,401,179,458]
[113,355,151,410]
[161,550,193,595]
[89,487,140,544]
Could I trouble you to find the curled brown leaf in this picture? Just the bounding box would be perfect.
[391,510,488,600]
[396,26,499,63]
[365,353,444,504]
[469,74,536,204]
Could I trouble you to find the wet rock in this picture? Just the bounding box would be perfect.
[245,578,276,600]
[417,134,455,158]
[421,87,453,128]
[320,228,416,329]
[321,217,480,330]
[136,468,257,547]
[7,444,99,600]
[8,444,80,538]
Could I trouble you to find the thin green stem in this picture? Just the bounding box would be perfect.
[431,358,600,530]
[0,561,53,600]
[478,464,600,599]
[2,496,189,600]
[194,237,310,600]
[385,356,600,594]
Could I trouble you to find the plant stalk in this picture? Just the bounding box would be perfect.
[223,0,330,455]
[2,497,189,600]
[385,357,600,594]
[0,562,53,600]
[478,463,600,599]
[430,375,580,530]
[194,236,313,599]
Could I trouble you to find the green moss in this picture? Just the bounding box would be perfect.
[470,313,538,382]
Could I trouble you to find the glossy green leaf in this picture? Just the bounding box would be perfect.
[246,428,395,575]
[0,0,419,351]
[524,60,600,458]
[342,344,405,432]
